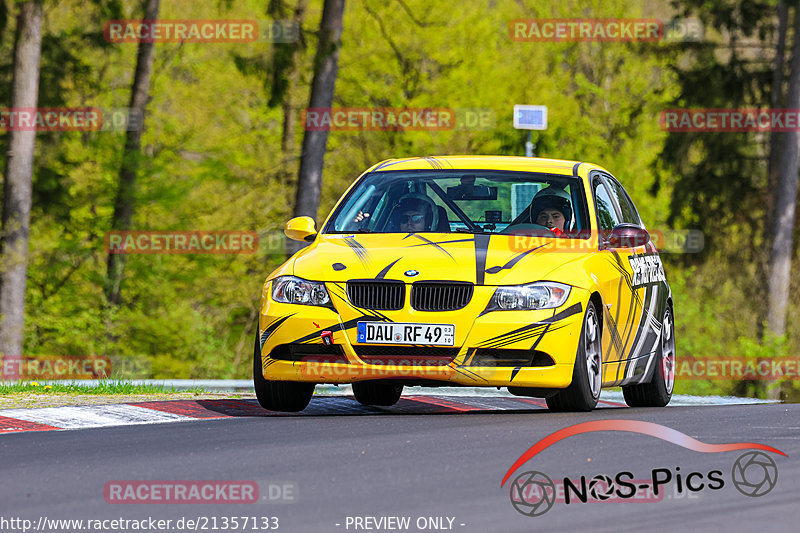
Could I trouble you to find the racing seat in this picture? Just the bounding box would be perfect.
[434,206,450,232]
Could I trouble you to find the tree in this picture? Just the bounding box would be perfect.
[0,0,43,367]
[105,0,160,305]
[268,0,309,164]
[767,4,800,346]
[287,0,345,256]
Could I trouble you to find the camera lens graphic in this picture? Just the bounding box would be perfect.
[731,451,778,497]
[509,471,556,516]
[588,474,615,501]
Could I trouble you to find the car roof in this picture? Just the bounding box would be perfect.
[367,155,607,177]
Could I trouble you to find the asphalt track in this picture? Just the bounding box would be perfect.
[1,399,797,533]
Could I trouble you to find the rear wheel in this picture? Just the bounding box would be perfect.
[622,306,675,407]
[253,333,315,412]
[352,381,404,406]
[546,301,602,412]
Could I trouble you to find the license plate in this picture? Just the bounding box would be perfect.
[356,322,455,346]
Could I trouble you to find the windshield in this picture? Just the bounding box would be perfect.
[324,170,590,237]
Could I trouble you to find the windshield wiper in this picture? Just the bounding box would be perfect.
[455,228,493,234]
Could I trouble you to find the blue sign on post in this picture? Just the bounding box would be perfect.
[513,105,548,130]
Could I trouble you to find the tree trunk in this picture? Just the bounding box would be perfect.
[105,0,160,305]
[287,0,345,257]
[766,3,800,399]
[764,0,789,285]
[0,0,43,368]
[279,0,308,160]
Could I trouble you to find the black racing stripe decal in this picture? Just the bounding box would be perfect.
[617,275,646,378]
[572,162,582,176]
[374,159,406,171]
[541,302,583,323]
[605,252,640,380]
[375,258,401,279]
[603,306,623,362]
[344,237,369,267]
[491,322,572,350]
[476,322,548,349]
[474,234,490,285]
[530,324,550,349]
[463,348,477,365]
[632,289,665,379]
[452,366,488,382]
[422,156,453,170]
[609,250,642,309]
[407,234,456,260]
[510,367,522,381]
[491,329,547,349]
[617,282,640,380]
[260,314,295,348]
[485,244,548,274]
[621,284,653,378]
[425,156,442,169]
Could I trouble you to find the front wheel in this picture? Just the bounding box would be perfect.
[622,306,675,407]
[352,381,404,406]
[546,301,602,412]
[253,333,315,412]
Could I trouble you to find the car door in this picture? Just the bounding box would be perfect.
[602,174,668,386]
[590,174,636,385]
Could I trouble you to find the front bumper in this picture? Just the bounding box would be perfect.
[257,282,587,388]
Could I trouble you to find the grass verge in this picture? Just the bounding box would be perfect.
[0,380,254,409]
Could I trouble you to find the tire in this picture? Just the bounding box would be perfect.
[546,301,602,412]
[622,306,675,407]
[253,333,315,412]
[352,381,404,406]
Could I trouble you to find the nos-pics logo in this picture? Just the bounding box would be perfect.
[501,420,785,517]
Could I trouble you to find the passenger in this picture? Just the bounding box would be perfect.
[529,187,572,236]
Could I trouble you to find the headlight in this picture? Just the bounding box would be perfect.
[488,282,571,311]
[271,276,331,306]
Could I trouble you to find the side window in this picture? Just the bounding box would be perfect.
[605,177,642,225]
[594,180,621,237]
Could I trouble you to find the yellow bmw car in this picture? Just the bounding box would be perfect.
[254,156,675,412]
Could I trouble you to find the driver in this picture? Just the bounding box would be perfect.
[529,187,572,236]
[392,194,438,232]
[353,194,439,232]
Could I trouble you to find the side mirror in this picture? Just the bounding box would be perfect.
[606,223,649,249]
[284,216,317,242]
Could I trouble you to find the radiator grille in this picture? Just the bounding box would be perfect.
[411,282,473,311]
[347,280,404,310]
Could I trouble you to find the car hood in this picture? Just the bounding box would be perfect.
[289,233,592,286]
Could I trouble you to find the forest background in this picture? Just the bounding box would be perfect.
[1,0,797,399]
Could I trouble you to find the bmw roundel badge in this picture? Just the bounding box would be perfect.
[404,270,419,277]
